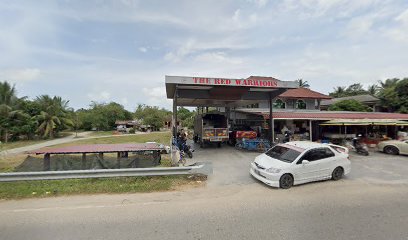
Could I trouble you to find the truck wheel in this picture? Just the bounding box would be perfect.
[217,142,221,148]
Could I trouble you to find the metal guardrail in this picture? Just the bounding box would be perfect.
[0,162,212,182]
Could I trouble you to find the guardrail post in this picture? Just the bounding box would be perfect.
[117,152,121,168]
[44,153,51,171]
[81,153,87,169]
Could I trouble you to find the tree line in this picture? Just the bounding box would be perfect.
[328,78,408,113]
[0,81,195,143]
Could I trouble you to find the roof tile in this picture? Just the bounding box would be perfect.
[278,88,332,99]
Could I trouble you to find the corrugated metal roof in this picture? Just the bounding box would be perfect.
[234,108,408,120]
[33,143,164,155]
[263,111,408,120]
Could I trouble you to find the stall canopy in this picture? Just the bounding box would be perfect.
[320,119,408,126]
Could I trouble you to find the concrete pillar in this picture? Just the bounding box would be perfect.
[269,93,274,143]
[44,153,51,171]
[81,153,87,169]
[172,87,178,137]
[309,120,313,141]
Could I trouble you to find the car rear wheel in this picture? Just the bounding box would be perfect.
[332,167,344,181]
[384,146,399,155]
[279,174,294,189]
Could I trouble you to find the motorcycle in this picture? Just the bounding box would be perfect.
[345,134,369,156]
[176,136,194,158]
[352,135,369,156]
[283,131,292,143]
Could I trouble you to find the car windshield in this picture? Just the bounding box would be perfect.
[265,145,302,163]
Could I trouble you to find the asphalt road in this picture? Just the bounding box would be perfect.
[1,146,408,240]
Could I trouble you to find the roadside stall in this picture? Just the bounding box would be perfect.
[320,119,408,146]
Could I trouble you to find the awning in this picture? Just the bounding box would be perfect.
[320,119,408,126]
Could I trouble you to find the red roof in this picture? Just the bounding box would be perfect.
[247,76,280,81]
[260,111,408,120]
[278,88,332,99]
[33,143,163,155]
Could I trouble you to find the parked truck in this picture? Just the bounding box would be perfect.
[193,113,229,148]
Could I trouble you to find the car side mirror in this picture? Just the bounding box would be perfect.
[302,160,310,165]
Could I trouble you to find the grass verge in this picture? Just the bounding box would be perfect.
[88,131,117,137]
[0,132,73,151]
[53,131,172,147]
[0,175,205,200]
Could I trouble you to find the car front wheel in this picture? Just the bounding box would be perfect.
[279,174,294,189]
[332,167,344,181]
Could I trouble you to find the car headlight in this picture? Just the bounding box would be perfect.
[266,167,281,174]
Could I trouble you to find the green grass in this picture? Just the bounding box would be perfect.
[88,131,117,137]
[54,131,172,147]
[0,175,204,199]
[0,139,48,151]
[0,132,73,151]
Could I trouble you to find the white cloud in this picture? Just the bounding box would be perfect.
[386,8,408,42]
[194,52,243,65]
[396,8,408,24]
[279,0,381,19]
[142,87,166,99]
[138,47,148,53]
[141,86,171,107]
[164,39,197,62]
[120,97,129,105]
[0,68,41,83]
[87,91,111,102]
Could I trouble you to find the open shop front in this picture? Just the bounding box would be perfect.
[165,75,299,149]
[320,119,408,145]
[232,109,408,144]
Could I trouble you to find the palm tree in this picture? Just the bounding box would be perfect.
[329,86,347,98]
[35,95,73,138]
[377,78,401,112]
[296,79,310,88]
[0,81,19,142]
[367,84,379,96]
[0,81,17,106]
[378,78,399,90]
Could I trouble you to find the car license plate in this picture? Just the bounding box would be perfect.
[210,137,221,142]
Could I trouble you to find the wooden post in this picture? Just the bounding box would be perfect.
[44,153,51,171]
[81,153,86,169]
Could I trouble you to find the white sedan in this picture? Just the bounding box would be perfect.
[377,139,408,155]
[250,141,351,189]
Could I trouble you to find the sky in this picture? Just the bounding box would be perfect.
[1,0,408,111]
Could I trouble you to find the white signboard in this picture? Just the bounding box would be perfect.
[165,76,298,89]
